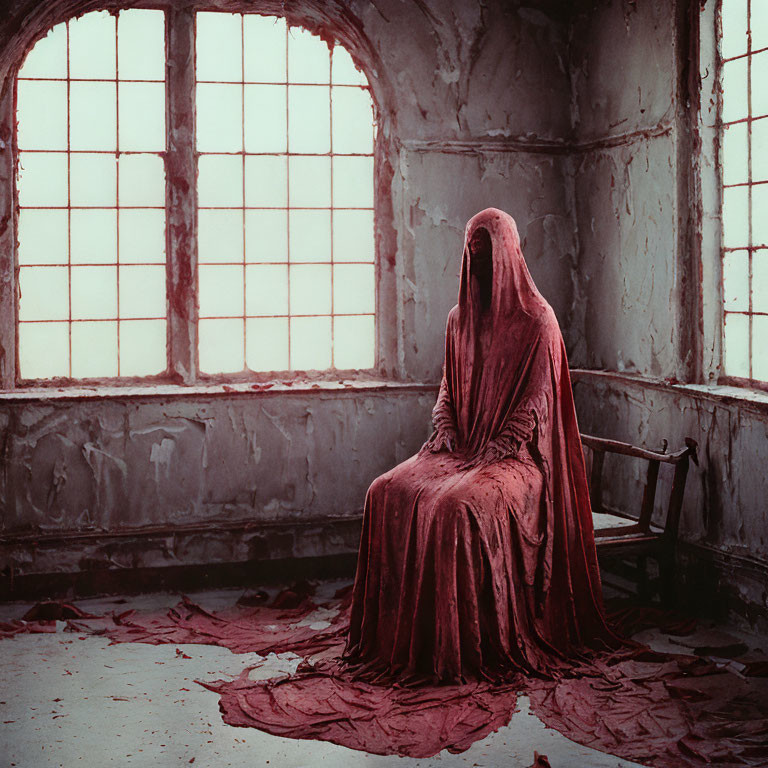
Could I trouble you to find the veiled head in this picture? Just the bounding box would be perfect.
[458,208,543,320]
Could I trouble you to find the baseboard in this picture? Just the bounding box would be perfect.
[0,552,359,603]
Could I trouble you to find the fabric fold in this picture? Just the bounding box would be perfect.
[344,208,627,683]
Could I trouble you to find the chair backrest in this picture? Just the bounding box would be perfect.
[581,434,698,539]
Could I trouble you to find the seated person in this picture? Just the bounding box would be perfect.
[343,207,625,684]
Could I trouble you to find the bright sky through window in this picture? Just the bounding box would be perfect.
[195,13,376,375]
[720,0,768,382]
[16,9,167,380]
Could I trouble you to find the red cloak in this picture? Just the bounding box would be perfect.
[344,207,625,682]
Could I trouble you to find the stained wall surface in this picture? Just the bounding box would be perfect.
[3,0,766,626]
[569,0,768,627]
[569,0,684,375]
[0,0,579,582]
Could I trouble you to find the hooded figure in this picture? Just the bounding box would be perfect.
[344,208,625,683]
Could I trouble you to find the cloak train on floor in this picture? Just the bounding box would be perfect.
[344,207,626,682]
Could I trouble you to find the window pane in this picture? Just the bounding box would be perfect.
[71,265,117,319]
[197,83,243,153]
[71,210,117,264]
[287,27,329,84]
[18,322,69,379]
[753,118,768,183]
[119,319,166,376]
[753,1,768,52]
[721,0,748,59]
[722,184,749,248]
[199,155,243,207]
[119,154,165,207]
[752,51,768,118]
[117,10,165,81]
[199,318,244,373]
[290,264,331,315]
[196,12,242,81]
[16,8,168,383]
[245,155,287,207]
[290,316,331,370]
[334,315,374,369]
[245,264,288,315]
[289,210,331,263]
[244,16,286,82]
[753,249,768,313]
[244,85,287,153]
[18,152,68,207]
[70,82,117,151]
[119,265,166,319]
[199,264,244,317]
[288,156,330,207]
[288,85,330,153]
[71,321,118,378]
[722,120,748,186]
[332,87,374,154]
[331,46,367,86]
[17,81,67,151]
[69,11,116,80]
[120,210,166,264]
[753,183,768,246]
[333,156,374,208]
[199,210,244,264]
[723,250,749,311]
[753,316,768,381]
[333,264,375,314]
[119,82,166,152]
[193,17,374,376]
[333,210,374,262]
[723,312,750,377]
[18,22,67,78]
[245,210,287,262]
[246,317,288,371]
[70,153,117,207]
[722,57,748,123]
[18,266,69,321]
[18,210,68,265]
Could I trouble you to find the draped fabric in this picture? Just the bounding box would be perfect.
[32,210,767,766]
[343,207,628,682]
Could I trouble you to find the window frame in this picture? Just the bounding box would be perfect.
[715,0,768,392]
[0,1,393,390]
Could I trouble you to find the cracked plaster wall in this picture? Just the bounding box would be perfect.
[0,0,580,581]
[569,0,683,375]
[570,0,768,623]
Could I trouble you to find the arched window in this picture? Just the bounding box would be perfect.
[13,8,376,383]
[719,0,768,384]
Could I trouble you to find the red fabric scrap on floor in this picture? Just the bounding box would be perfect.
[67,592,768,767]
[0,600,97,638]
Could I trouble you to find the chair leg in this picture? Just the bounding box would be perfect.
[637,555,650,602]
[659,549,677,607]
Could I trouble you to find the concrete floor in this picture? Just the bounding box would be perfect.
[0,583,761,768]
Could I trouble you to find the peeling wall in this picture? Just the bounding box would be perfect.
[574,372,768,624]
[570,0,768,626]
[8,0,763,621]
[569,0,682,374]
[1,386,435,575]
[0,0,580,584]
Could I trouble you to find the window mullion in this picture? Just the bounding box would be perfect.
[0,80,17,388]
[165,7,198,383]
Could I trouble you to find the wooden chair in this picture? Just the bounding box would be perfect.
[581,433,699,605]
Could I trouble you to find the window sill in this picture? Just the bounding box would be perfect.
[571,369,768,414]
[0,378,439,403]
